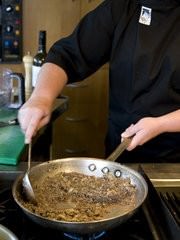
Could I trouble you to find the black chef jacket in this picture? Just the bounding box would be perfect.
[46,0,180,163]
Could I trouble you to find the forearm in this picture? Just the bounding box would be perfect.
[158,109,180,133]
[30,62,68,105]
[18,63,68,143]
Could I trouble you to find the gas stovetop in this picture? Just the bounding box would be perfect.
[0,163,179,240]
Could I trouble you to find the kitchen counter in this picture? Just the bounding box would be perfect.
[0,96,68,166]
[126,163,180,187]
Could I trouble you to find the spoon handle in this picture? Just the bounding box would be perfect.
[28,142,32,171]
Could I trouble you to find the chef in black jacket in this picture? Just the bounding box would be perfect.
[18,0,180,162]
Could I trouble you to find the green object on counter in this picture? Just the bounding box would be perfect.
[0,97,68,165]
[0,109,25,165]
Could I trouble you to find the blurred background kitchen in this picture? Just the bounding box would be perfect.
[0,0,108,160]
[0,3,179,240]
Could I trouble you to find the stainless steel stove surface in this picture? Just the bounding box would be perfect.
[0,163,179,240]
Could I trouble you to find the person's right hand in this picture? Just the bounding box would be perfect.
[18,97,53,144]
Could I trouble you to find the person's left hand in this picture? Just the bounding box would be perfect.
[121,117,163,151]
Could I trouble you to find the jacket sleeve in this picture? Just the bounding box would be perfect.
[45,0,126,83]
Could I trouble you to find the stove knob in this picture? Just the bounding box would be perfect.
[5,25,13,33]
[5,5,13,12]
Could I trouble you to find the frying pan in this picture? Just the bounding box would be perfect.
[0,224,18,240]
[12,141,148,235]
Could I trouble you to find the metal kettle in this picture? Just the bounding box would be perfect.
[0,69,25,109]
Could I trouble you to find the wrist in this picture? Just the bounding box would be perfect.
[156,116,167,134]
[28,95,53,111]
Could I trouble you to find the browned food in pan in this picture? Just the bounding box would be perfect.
[20,172,137,222]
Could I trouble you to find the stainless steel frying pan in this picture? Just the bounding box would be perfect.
[12,156,148,235]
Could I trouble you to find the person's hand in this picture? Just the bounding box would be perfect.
[18,97,52,144]
[121,117,164,151]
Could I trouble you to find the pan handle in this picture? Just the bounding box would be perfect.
[106,137,132,161]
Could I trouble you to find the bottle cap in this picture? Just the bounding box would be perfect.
[23,51,33,63]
